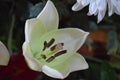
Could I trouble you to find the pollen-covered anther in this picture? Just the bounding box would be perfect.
[46,56,55,62]
[46,50,67,63]
[50,43,64,51]
[41,54,47,59]
[43,38,55,51]
[43,41,47,51]
[56,43,64,50]
[47,38,55,48]
[54,50,67,57]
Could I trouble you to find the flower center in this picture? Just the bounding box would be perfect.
[38,38,67,63]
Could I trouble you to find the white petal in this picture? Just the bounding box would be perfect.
[42,53,88,79]
[112,0,120,15]
[108,0,120,16]
[22,42,42,71]
[114,7,120,15]
[37,0,59,31]
[81,0,90,6]
[77,0,82,3]
[0,41,10,65]
[97,10,106,23]
[40,28,89,53]
[107,0,114,16]
[67,53,88,72]
[89,1,97,15]
[72,2,85,11]
[96,0,106,11]
[25,18,46,42]
[42,65,68,79]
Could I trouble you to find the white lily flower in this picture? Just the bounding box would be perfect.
[72,0,120,23]
[0,41,10,65]
[23,0,89,79]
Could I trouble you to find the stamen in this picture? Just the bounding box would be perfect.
[56,43,64,50]
[43,41,47,51]
[50,43,64,51]
[50,44,56,51]
[47,38,55,48]
[41,54,46,59]
[54,50,67,57]
[46,56,55,62]
[46,50,67,63]
[43,38,55,51]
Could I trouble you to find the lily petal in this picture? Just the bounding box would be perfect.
[67,53,88,72]
[25,18,46,42]
[42,53,88,79]
[42,64,69,79]
[42,53,72,79]
[37,0,59,32]
[0,41,10,65]
[23,42,42,71]
[39,28,89,54]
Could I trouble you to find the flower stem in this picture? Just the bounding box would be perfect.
[7,14,15,55]
[110,54,120,61]
[83,54,103,63]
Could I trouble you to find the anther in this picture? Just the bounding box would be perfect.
[54,50,67,57]
[47,38,55,48]
[50,43,64,51]
[50,44,56,51]
[56,43,64,50]
[41,54,46,59]
[43,41,47,51]
[46,56,55,62]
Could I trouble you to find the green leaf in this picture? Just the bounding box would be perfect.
[110,62,120,69]
[101,61,119,80]
[117,42,120,53]
[83,62,101,80]
[85,37,93,51]
[107,31,119,55]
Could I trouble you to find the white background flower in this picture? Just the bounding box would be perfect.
[72,0,120,23]
[0,41,10,65]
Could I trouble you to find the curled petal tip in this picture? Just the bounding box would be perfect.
[42,65,65,79]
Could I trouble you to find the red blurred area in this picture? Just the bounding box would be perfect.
[0,55,40,80]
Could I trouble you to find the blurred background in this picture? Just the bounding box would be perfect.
[0,0,120,80]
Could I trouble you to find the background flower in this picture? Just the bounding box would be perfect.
[72,0,120,23]
[0,41,10,65]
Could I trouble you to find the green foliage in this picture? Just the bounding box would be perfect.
[101,61,119,80]
[107,31,119,55]
[111,62,120,70]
